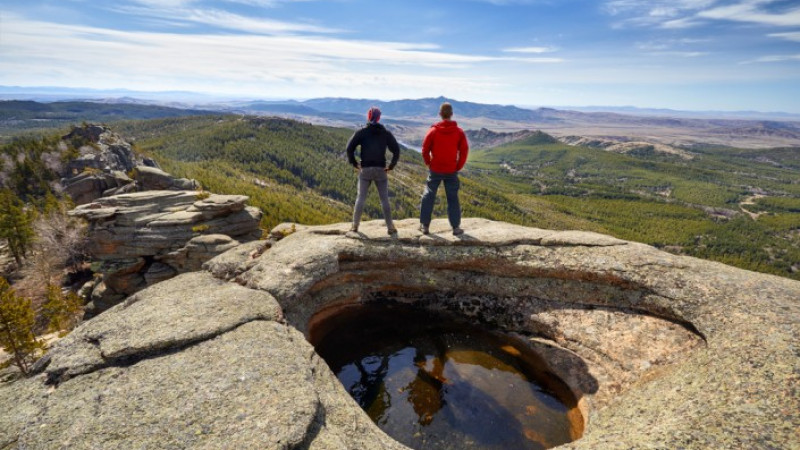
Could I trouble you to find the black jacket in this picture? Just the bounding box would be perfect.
[346,123,400,169]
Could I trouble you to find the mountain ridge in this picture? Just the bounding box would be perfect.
[4,85,800,120]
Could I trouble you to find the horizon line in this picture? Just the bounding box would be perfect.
[1,85,799,118]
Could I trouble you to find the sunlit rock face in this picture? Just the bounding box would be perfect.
[1,218,798,449]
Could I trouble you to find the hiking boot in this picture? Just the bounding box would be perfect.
[419,224,429,235]
[349,225,358,233]
[452,227,464,236]
[387,227,398,235]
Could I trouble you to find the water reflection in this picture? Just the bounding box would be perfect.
[311,303,582,449]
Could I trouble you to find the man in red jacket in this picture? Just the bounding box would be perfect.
[419,102,469,235]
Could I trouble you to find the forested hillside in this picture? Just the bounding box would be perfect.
[0,100,216,139]
[471,139,800,280]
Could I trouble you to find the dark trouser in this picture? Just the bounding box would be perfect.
[420,170,460,228]
[353,166,394,229]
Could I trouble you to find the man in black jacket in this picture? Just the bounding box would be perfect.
[346,107,400,234]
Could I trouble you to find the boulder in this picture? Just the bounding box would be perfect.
[132,166,198,191]
[159,234,241,272]
[62,170,134,206]
[62,125,141,176]
[58,124,199,206]
[84,281,126,317]
[70,191,263,314]
[203,239,271,280]
[143,262,177,285]
[1,218,797,449]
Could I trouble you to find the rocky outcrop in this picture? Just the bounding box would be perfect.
[464,128,547,149]
[60,124,196,205]
[1,218,798,449]
[559,135,694,160]
[57,125,261,315]
[62,124,144,176]
[70,190,262,316]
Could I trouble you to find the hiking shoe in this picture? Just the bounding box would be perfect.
[419,224,429,235]
[387,227,398,235]
[349,225,358,233]
[452,227,464,236]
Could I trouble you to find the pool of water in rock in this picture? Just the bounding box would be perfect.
[309,303,583,450]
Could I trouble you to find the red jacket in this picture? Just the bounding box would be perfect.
[422,120,469,173]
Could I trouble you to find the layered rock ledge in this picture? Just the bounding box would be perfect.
[2,218,798,449]
[70,190,262,316]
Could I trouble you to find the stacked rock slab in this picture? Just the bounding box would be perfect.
[59,124,198,206]
[1,218,798,449]
[70,190,262,316]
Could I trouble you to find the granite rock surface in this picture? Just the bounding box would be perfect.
[1,218,797,449]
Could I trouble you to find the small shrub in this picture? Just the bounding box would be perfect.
[81,167,102,175]
[191,224,210,233]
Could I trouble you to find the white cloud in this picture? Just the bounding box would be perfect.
[655,51,708,57]
[603,0,800,29]
[699,2,800,27]
[508,57,564,63]
[660,17,705,28]
[220,0,319,6]
[127,0,318,7]
[465,0,546,5]
[608,0,800,29]
[503,46,556,53]
[110,4,340,35]
[0,14,559,100]
[129,0,195,7]
[636,38,709,56]
[769,31,800,41]
[604,0,716,19]
[180,8,340,34]
[740,53,800,64]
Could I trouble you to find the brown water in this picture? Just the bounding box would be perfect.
[310,303,583,450]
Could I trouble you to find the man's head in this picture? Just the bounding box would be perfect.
[367,106,382,124]
[439,102,453,120]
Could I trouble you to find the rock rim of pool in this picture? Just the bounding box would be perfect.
[1,218,798,449]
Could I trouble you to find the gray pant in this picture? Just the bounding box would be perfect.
[353,166,394,229]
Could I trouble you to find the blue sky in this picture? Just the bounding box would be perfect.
[1,0,799,112]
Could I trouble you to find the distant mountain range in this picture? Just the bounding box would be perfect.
[227,97,800,148]
[564,105,800,121]
[3,90,800,148]
[3,85,799,122]
[249,96,560,122]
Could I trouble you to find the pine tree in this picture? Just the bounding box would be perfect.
[0,277,44,375]
[0,190,35,266]
[41,284,83,335]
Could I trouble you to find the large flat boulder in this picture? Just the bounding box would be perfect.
[22,321,320,449]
